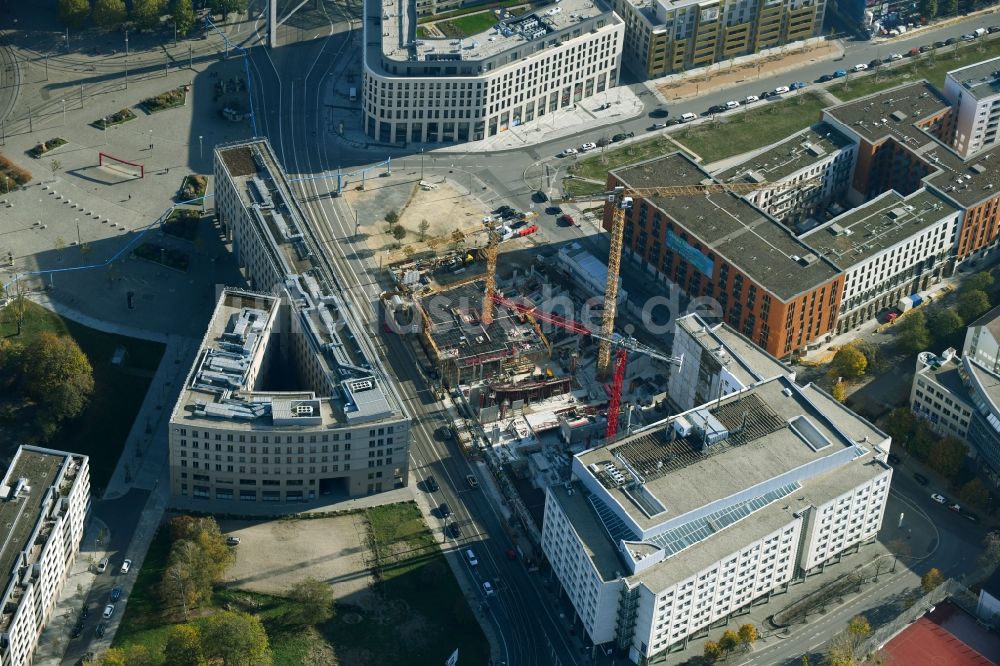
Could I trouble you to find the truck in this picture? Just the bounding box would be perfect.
[897,293,924,313]
[976,27,988,37]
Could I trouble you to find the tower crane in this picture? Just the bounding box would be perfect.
[489,290,682,441]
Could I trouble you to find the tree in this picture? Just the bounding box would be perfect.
[829,614,871,666]
[959,478,989,510]
[927,436,967,481]
[830,345,867,379]
[703,640,722,662]
[921,567,944,593]
[50,159,62,177]
[719,629,740,654]
[920,0,938,16]
[392,226,406,240]
[832,380,847,403]
[940,0,957,15]
[208,0,248,20]
[384,210,399,227]
[172,0,196,35]
[958,290,992,324]
[896,310,931,354]
[802,656,810,666]
[418,219,430,241]
[88,645,155,666]
[962,272,994,294]
[132,0,166,30]
[58,0,91,28]
[981,532,1000,570]
[161,516,235,614]
[286,577,334,626]
[738,623,758,650]
[164,624,205,666]
[200,611,272,666]
[402,245,415,260]
[18,331,94,424]
[93,0,128,29]
[928,309,964,342]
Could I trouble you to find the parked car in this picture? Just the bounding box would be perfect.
[889,52,903,61]
[949,502,962,512]
[919,45,933,52]
[510,219,527,230]
[908,47,920,56]
[439,502,451,518]
[679,112,697,122]
[868,59,881,68]
[914,472,930,485]
[559,147,578,157]
[559,213,576,226]
[989,25,1000,34]
[226,536,241,546]
[533,190,549,202]
[425,475,439,492]
[95,623,106,638]
[773,85,790,95]
[579,142,597,152]
[505,548,517,561]
[649,107,669,118]
[934,40,947,48]
[760,90,775,99]
[649,122,668,130]
[120,559,132,575]
[482,581,495,596]
[887,453,902,465]
[833,69,847,78]
[467,474,479,489]
[818,74,834,82]
[789,81,806,90]
[447,522,461,538]
[465,549,479,566]
[853,63,869,72]
[611,132,634,142]
[725,100,740,109]
[96,558,108,574]
[110,586,122,602]
[546,205,563,215]
[103,604,115,619]
[709,104,727,113]
[744,95,760,104]
[945,37,959,45]
[931,493,947,504]
[666,118,683,126]
[962,33,976,41]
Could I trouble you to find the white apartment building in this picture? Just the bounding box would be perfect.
[668,313,793,412]
[800,188,959,334]
[361,0,624,144]
[556,241,628,306]
[714,123,856,229]
[0,447,89,666]
[542,376,891,663]
[910,348,975,439]
[964,304,1000,373]
[943,57,1000,157]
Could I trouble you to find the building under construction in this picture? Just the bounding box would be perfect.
[417,281,551,386]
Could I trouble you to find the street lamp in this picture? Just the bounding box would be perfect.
[125,29,129,58]
[149,129,154,155]
[199,135,203,160]
[61,98,66,126]
[75,217,81,246]
[173,21,178,47]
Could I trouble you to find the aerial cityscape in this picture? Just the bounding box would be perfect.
[9,0,1000,664]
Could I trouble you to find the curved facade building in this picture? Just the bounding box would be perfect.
[362,0,624,144]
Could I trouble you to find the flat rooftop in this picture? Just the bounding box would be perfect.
[715,123,853,185]
[377,0,614,64]
[424,280,548,365]
[800,188,959,269]
[824,81,1000,209]
[611,154,841,301]
[965,356,1000,413]
[0,449,65,595]
[577,376,886,533]
[918,352,974,407]
[947,56,1000,98]
[676,314,792,387]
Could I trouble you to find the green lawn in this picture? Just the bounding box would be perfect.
[115,504,488,666]
[437,11,498,38]
[0,301,164,491]
[563,93,826,196]
[829,41,1000,102]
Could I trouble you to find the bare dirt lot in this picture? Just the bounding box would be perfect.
[221,514,375,608]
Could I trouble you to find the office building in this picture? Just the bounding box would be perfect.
[178,139,411,506]
[943,57,1000,158]
[541,376,891,662]
[0,447,89,666]
[964,304,1000,374]
[606,152,845,358]
[362,0,624,144]
[800,188,959,333]
[609,0,824,79]
[714,123,855,229]
[668,313,793,412]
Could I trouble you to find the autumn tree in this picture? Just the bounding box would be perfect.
[164,624,205,666]
[719,629,740,654]
[160,516,235,614]
[58,0,91,28]
[172,0,196,35]
[927,436,967,481]
[87,645,156,666]
[286,577,334,626]
[958,290,992,324]
[738,623,758,650]
[921,567,944,593]
[828,614,871,666]
[18,331,94,435]
[200,611,272,666]
[896,310,931,354]
[93,0,128,30]
[830,344,867,379]
[703,640,722,662]
[928,309,964,342]
[132,0,166,30]
[832,380,847,403]
[979,532,1000,570]
[959,478,989,510]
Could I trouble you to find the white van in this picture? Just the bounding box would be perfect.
[465,549,479,566]
[349,87,357,102]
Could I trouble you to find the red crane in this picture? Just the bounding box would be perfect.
[489,291,682,441]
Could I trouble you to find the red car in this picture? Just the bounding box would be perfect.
[559,214,575,226]
[505,548,517,561]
